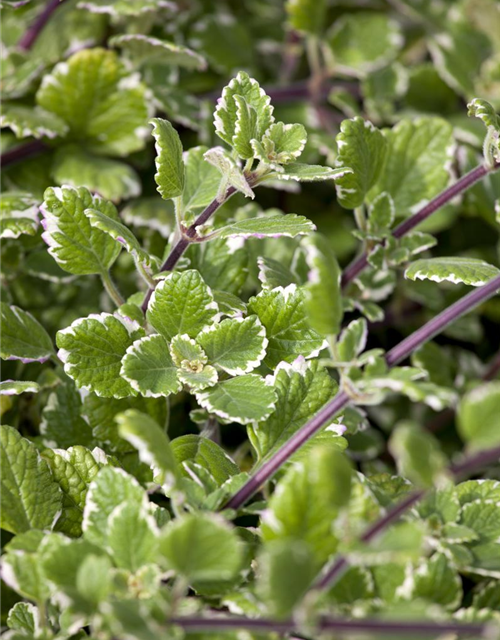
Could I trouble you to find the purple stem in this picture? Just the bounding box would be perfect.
[140,187,237,313]
[224,274,500,511]
[18,0,63,51]
[171,615,489,637]
[1,140,48,168]
[341,163,494,290]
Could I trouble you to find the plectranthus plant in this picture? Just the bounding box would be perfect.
[2,1,500,640]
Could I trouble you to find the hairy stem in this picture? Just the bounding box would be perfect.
[1,140,48,169]
[18,0,64,50]
[170,614,490,637]
[140,187,237,313]
[100,271,125,307]
[341,163,497,290]
[224,274,500,510]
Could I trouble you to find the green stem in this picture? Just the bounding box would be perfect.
[135,259,156,289]
[100,271,125,307]
[354,206,367,232]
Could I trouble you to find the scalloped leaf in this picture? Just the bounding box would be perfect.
[150,118,185,200]
[269,163,353,183]
[147,270,219,341]
[110,34,206,70]
[0,192,39,240]
[120,334,181,398]
[334,117,388,209]
[248,285,325,369]
[41,186,121,275]
[170,334,207,367]
[195,375,276,425]
[1,303,54,363]
[171,435,239,485]
[37,48,150,156]
[178,364,218,391]
[405,257,500,286]
[78,0,174,15]
[0,105,68,139]
[468,98,500,166]
[251,122,307,168]
[203,147,254,199]
[0,425,62,535]
[56,313,145,398]
[197,315,267,375]
[84,207,151,266]
[0,381,40,396]
[215,212,315,239]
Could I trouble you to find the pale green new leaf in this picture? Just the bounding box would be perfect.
[270,163,352,183]
[178,364,218,390]
[0,192,39,240]
[214,71,274,149]
[458,382,500,449]
[0,381,40,396]
[0,105,68,139]
[249,359,338,460]
[170,334,207,367]
[37,48,150,156]
[1,303,54,363]
[56,313,145,398]
[2,550,48,604]
[232,95,259,159]
[337,318,367,362]
[41,186,121,275]
[326,13,403,75]
[82,465,146,546]
[334,117,388,209]
[405,257,500,286]
[197,315,267,375]
[195,375,276,425]
[261,446,352,566]
[204,147,255,199]
[182,146,221,214]
[286,0,327,35]
[6,602,40,637]
[248,285,325,368]
[215,213,315,239]
[110,34,206,70]
[117,409,179,487]
[147,270,218,341]
[159,513,243,584]
[121,334,181,398]
[121,197,174,238]
[251,122,308,168]
[368,117,455,218]
[367,192,395,235]
[468,98,500,166]
[52,145,141,202]
[151,118,185,200]
[84,207,151,265]
[0,425,62,534]
[171,434,239,486]
[257,256,296,290]
[302,233,343,336]
[107,500,159,571]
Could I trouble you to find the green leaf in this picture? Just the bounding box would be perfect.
[458,382,500,449]
[412,553,463,609]
[52,145,141,203]
[78,0,174,15]
[405,257,500,286]
[42,446,105,537]
[195,374,276,425]
[248,285,325,369]
[257,540,316,618]
[251,122,308,168]
[367,117,455,218]
[171,435,239,486]
[249,359,339,460]
[56,312,145,398]
[269,162,353,183]
[1,303,54,363]
[215,212,315,239]
[188,237,249,296]
[110,34,207,70]
[0,192,39,240]
[334,117,388,209]
[182,146,221,215]
[261,446,352,566]
[286,0,327,35]
[337,318,367,363]
[212,290,248,318]
[302,233,343,336]
[7,602,40,636]
[203,147,255,199]
[232,95,259,160]
[41,186,121,275]
[107,500,159,571]
[0,425,62,534]
[178,364,218,391]
[1,549,48,603]
[389,423,448,487]
[37,48,150,156]
[116,409,179,486]
[197,315,267,375]
[40,380,94,449]
[82,465,146,547]
[326,12,403,76]
[120,334,181,398]
[0,380,40,396]
[150,118,185,200]
[0,104,68,139]
[159,513,243,584]
[84,207,151,265]
[257,256,296,290]
[170,333,207,367]
[214,71,274,151]
[121,197,174,238]
[327,566,374,605]
[468,98,500,166]
[147,270,219,341]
